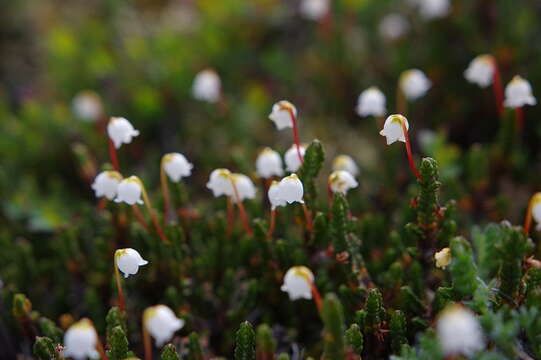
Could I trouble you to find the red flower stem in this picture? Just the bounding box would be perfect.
[159,161,173,221]
[523,196,535,235]
[132,205,150,231]
[267,209,276,238]
[309,279,323,313]
[138,180,171,244]
[399,120,420,180]
[113,259,126,313]
[492,59,505,116]
[302,203,313,230]
[108,139,120,171]
[226,198,235,237]
[96,337,109,360]
[286,107,304,164]
[515,107,524,132]
[230,179,253,236]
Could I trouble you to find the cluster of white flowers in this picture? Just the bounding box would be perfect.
[380,114,410,145]
[328,170,358,195]
[464,55,495,88]
[356,87,386,117]
[144,305,185,347]
[299,0,330,21]
[107,117,140,149]
[115,248,148,278]
[115,176,144,205]
[436,304,485,357]
[399,69,431,100]
[92,171,123,200]
[269,100,296,130]
[206,169,256,203]
[162,153,193,182]
[504,75,537,109]
[192,69,221,103]
[268,174,305,210]
[256,147,284,179]
[281,266,315,300]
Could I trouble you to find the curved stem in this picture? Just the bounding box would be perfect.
[308,279,322,313]
[138,180,171,244]
[160,159,173,222]
[399,120,420,180]
[286,107,304,164]
[108,139,120,171]
[515,107,524,132]
[229,178,253,236]
[492,59,504,116]
[132,205,150,231]
[113,258,126,313]
[267,209,276,238]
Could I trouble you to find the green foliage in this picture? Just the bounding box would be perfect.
[33,336,59,360]
[107,325,130,360]
[449,236,480,297]
[345,323,364,355]
[161,344,180,360]
[330,193,350,254]
[38,317,63,344]
[234,321,255,360]
[187,332,204,360]
[389,310,407,353]
[298,140,325,208]
[321,293,346,359]
[256,324,276,360]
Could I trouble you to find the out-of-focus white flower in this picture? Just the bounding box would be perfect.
[115,248,148,278]
[277,174,304,204]
[72,91,103,122]
[256,147,284,179]
[380,114,409,145]
[299,0,329,21]
[435,247,451,269]
[399,69,431,100]
[162,153,193,182]
[530,193,541,231]
[356,87,386,117]
[63,319,99,360]
[328,170,358,195]
[91,171,122,200]
[115,176,144,205]
[414,0,450,19]
[206,169,233,197]
[192,69,221,103]
[284,144,306,172]
[230,174,257,203]
[379,13,409,40]
[281,266,315,300]
[269,100,297,130]
[107,117,140,149]
[332,155,359,177]
[437,304,485,357]
[503,75,537,108]
[268,181,288,210]
[144,305,185,347]
[464,55,495,88]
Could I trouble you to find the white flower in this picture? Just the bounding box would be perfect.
[277,174,304,204]
[356,87,386,117]
[256,147,284,179]
[144,305,185,347]
[269,100,297,130]
[379,114,409,145]
[115,176,144,205]
[530,193,541,231]
[268,181,288,210]
[63,319,99,360]
[281,266,315,301]
[332,155,359,177]
[434,247,451,269]
[107,117,140,149]
[300,0,329,21]
[192,69,221,103]
[399,69,431,100]
[464,55,495,88]
[206,169,233,197]
[328,170,359,195]
[414,0,450,19]
[284,144,306,172]
[72,91,103,122]
[230,174,257,203]
[379,13,409,40]
[91,171,122,200]
[437,304,485,357]
[162,153,193,182]
[504,75,537,108]
[115,248,148,278]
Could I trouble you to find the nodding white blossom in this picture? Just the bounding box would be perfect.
[530,193,541,231]
[269,100,297,130]
[72,91,103,122]
[284,144,306,172]
[256,147,284,179]
[399,69,431,100]
[192,69,221,103]
[230,173,257,203]
[206,169,233,198]
[91,171,122,200]
[63,319,99,360]
[436,304,485,357]
[379,13,409,41]
[162,153,193,182]
[277,174,304,204]
[464,55,496,88]
[356,87,386,117]
[379,114,409,145]
[332,155,359,177]
[268,181,288,210]
[144,305,185,347]
[299,0,329,21]
[503,75,537,108]
[328,170,359,195]
[115,176,144,205]
[115,248,148,278]
[435,247,451,269]
[281,266,315,301]
[107,117,140,149]
[412,0,450,19]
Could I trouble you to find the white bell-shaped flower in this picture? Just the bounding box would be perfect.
[63,319,99,360]
[269,100,297,130]
[230,174,257,203]
[277,174,304,204]
[115,176,144,205]
[434,247,451,269]
[503,75,537,108]
[281,266,315,300]
[332,155,359,177]
[356,87,386,117]
[206,169,234,197]
[380,114,409,145]
[107,117,140,149]
[299,0,329,21]
[399,69,431,100]
[530,193,541,231]
[268,181,288,210]
[162,153,193,182]
[379,13,409,41]
[72,91,103,122]
[91,171,122,200]
[464,55,495,88]
[416,0,450,19]
[436,304,485,357]
[144,305,185,347]
[192,69,221,103]
[284,144,306,172]
[328,170,359,195]
[115,248,148,278]
[256,147,284,179]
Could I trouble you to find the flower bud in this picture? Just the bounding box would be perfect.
[299,0,329,21]
[115,248,148,278]
[356,87,386,117]
[63,318,99,360]
[107,117,140,149]
[162,153,193,182]
[530,193,541,230]
[332,155,359,177]
[91,171,122,200]
[503,75,537,108]
[144,305,185,347]
[256,147,284,179]
[115,176,144,205]
[206,169,233,197]
[268,181,288,210]
[379,13,409,41]
[72,91,103,122]
[399,69,431,100]
[379,114,409,145]
[284,144,306,172]
[230,173,257,203]
[192,69,221,103]
[436,304,484,357]
[412,0,450,19]
[281,266,315,300]
[434,247,451,269]
[464,55,495,88]
[277,174,304,204]
[269,100,297,130]
[328,170,358,195]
